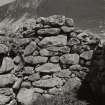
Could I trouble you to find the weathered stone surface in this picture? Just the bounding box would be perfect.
[48,87,62,95]
[65,18,74,27]
[0,94,11,105]
[33,88,44,94]
[33,56,48,64]
[0,57,14,74]
[40,49,58,56]
[0,74,15,87]
[23,66,34,75]
[69,32,78,38]
[50,56,60,63]
[32,50,39,56]
[37,28,60,35]
[60,54,79,65]
[7,99,17,105]
[71,44,90,54]
[21,81,31,88]
[32,78,63,88]
[0,44,8,54]
[24,41,37,56]
[36,63,61,73]
[80,50,93,60]
[47,46,70,54]
[68,38,80,46]
[42,94,53,99]
[48,15,66,26]
[70,64,89,74]
[69,64,83,71]
[38,35,67,47]
[63,77,81,93]
[13,78,23,90]
[28,73,40,82]
[54,69,71,78]
[13,38,31,47]
[42,75,52,80]
[24,56,48,65]
[36,17,48,25]
[17,88,41,105]
[61,26,74,33]
[0,88,15,105]
[13,56,22,65]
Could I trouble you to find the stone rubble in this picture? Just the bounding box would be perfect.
[0,15,100,105]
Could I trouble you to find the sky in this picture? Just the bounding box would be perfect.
[0,0,15,7]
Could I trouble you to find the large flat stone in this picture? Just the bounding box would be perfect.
[36,63,61,73]
[38,35,67,47]
[24,56,48,65]
[60,54,79,65]
[37,28,60,35]
[32,78,63,88]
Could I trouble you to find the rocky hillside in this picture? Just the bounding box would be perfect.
[0,0,105,33]
[0,0,43,30]
[0,15,102,105]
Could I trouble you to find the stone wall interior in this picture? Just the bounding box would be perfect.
[0,15,102,105]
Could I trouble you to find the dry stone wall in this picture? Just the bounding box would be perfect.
[0,15,100,105]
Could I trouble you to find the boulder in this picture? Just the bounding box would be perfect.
[37,28,60,35]
[38,35,67,47]
[24,56,48,65]
[28,73,40,82]
[71,44,90,54]
[17,88,41,105]
[13,56,22,65]
[0,44,8,54]
[48,87,62,95]
[69,64,89,72]
[23,66,34,75]
[61,26,74,33]
[0,57,14,74]
[80,50,93,60]
[24,41,37,56]
[32,78,63,88]
[63,77,81,93]
[21,81,31,88]
[68,38,80,46]
[54,69,71,78]
[40,49,58,56]
[65,18,74,27]
[60,54,79,65]
[36,63,61,73]
[0,74,15,87]
[48,15,66,26]
[33,56,48,64]
[50,56,60,63]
